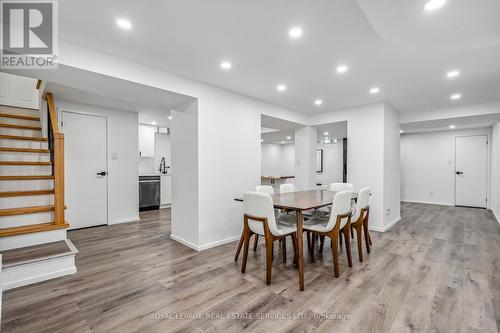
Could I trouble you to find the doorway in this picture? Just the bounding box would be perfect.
[62,111,108,229]
[455,135,488,208]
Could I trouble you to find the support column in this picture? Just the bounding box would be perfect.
[294,126,317,191]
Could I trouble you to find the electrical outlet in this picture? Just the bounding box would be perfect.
[386,208,392,216]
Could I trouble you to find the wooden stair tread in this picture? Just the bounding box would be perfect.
[0,189,54,197]
[0,147,49,153]
[0,113,40,121]
[0,175,53,180]
[0,222,69,238]
[0,123,41,130]
[0,134,47,141]
[2,240,72,266]
[0,205,55,216]
[0,161,52,165]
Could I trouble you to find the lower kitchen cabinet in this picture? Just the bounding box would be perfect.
[160,175,172,207]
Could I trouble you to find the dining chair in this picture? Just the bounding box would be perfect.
[351,187,371,262]
[280,183,295,193]
[329,183,354,191]
[240,191,298,285]
[303,190,353,277]
[256,185,274,195]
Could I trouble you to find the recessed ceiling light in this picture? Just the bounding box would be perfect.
[324,132,329,136]
[116,18,132,30]
[369,87,380,95]
[423,0,447,11]
[400,129,403,133]
[277,84,287,92]
[286,136,291,140]
[336,65,348,74]
[449,125,456,129]
[168,115,172,120]
[151,121,157,125]
[446,70,460,79]
[314,99,323,106]
[220,61,232,70]
[450,93,462,100]
[281,141,285,144]
[288,27,303,39]
[260,139,263,143]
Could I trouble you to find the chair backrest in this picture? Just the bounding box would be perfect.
[243,191,280,236]
[352,187,371,221]
[325,190,353,231]
[280,183,295,193]
[329,183,354,192]
[256,185,274,195]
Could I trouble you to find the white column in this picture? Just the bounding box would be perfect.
[294,126,317,191]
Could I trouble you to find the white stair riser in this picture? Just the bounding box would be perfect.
[0,106,39,118]
[0,152,50,162]
[0,117,40,126]
[0,229,66,251]
[0,179,53,191]
[0,128,42,137]
[0,139,48,149]
[0,211,54,229]
[0,165,52,176]
[0,195,54,209]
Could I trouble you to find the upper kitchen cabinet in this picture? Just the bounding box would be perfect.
[0,72,39,109]
[138,124,156,157]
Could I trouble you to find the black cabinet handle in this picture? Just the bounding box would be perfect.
[456,171,464,175]
[97,171,107,176]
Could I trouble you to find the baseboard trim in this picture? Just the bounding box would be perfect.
[492,209,500,226]
[109,216,140,225]
[369,217,402,233]
[170,234,241,252]
[401,200,453,206]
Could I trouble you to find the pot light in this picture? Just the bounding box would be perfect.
[446,70,460,79]
[423,0,447,11]
[450,93,462,100]
[314,99,323,106]
[277,84,287,92]
[289,27,303,39]
[116,18,132,30]
[281,141,285,144]
[449,125,456,129]
[151,121,157,125]
[260,139,264,143]
[286,136,291,140]
[336,65,348,74]
[220,61,232,70]
[400,129,404,133]
[369,87,380,95]
[168,115,172,120]
[324,132,329,136]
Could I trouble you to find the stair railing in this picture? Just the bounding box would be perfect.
[45,93,65,226]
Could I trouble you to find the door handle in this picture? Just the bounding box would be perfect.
[456,171,464,175]
[97,171,107,176]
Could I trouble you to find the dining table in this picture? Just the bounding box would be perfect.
[234,189,359,291]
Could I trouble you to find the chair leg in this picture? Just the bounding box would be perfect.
[363,224,371,254]
[306,231,311,251]
[331,233,340,278]
[319,235,325,253]
[241,231,251,273]
[369,233,372,246]
[355,225,363,262]
[282,237,287,263]
[234,234,244,262]
[253,234,259,251]
[343,226,352,268]
[265,236,273,285]
[339,232,343,247]
[310,233,316,263]
[351,225,354,239]
[291,233,298,266]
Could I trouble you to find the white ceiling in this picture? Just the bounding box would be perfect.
[57,0,500,114]
[401,113,500,134]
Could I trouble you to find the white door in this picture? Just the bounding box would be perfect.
[63,112,108,229]
[455,135,488,208]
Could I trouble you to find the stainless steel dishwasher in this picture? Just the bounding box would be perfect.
[139,175,160,211]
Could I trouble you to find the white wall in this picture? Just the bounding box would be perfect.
[294,126,317,191]
[383,104,401,228]
[0,72,39,109]
[400,127,491,206]
[316,142,343,186]
[489,122,500,222]
[56,100,139,225]
[261,144,285,176]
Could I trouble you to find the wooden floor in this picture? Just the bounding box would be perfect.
[2,203,499,332]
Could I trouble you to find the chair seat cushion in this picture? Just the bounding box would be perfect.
[303,217,330,232]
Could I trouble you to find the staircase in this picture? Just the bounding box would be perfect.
[0,90,77,290]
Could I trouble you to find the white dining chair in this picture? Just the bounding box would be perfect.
[329,183,354,192]
[302,190,353,277]
[351,187,372,262]
[239,191,298,285]
[280,183,295,193]
[256,185,275,195]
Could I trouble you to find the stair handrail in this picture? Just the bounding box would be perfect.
[45,93,65,226]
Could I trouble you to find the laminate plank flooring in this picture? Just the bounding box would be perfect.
[2,203,499,332]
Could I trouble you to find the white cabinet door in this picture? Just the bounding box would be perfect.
[138,124,155,157]
[160,176,172,206]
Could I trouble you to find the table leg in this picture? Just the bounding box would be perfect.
[295,209,304,291]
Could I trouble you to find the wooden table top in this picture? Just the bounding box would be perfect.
[235,189,358,211]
